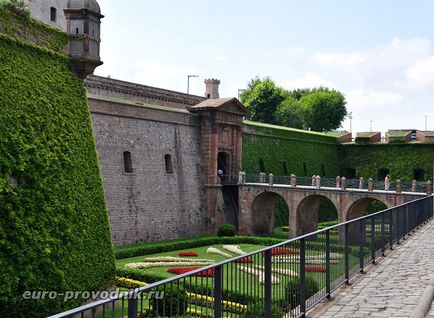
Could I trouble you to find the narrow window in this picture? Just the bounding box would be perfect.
[321,164,326,176]
[207,94,211,99]
[282,161,288,175]
[303,162,308,176]
[50,7,57,22]
[413,168,425,181]
[123,151,133,173]
[259,158,265,173]
[76,27,79,35]
[165,154,173,174]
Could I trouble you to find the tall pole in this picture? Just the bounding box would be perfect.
[425,115,428,130]
[370,120,372,132]
[348,112,353,133]
[187,75,199,94]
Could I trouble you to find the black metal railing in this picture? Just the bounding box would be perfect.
[50,196,433,318]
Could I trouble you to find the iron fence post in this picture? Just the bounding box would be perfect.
[128,296,138,318]
[344,223,349,284]
[264,249,272,318]
[389,210,394,250]
[381,212,385,256]
[371,216,376,264]
[300,238,306,316]
[359,219,365,272]
[403,205,408,239]
[396,207,401,244]
[214,266,222,318]
[325,230,331,298]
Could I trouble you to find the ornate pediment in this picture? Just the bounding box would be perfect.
[188,98,249,117]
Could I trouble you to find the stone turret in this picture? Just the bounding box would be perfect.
[204,78,220,99]
[64,0,103,78]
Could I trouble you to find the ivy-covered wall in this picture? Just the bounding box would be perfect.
[242,121,340,177]
[339,143,434,181]
[0,11,115,317]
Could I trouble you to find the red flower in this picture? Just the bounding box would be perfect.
[167,267,215,277]
[305,266,326,273]
[234,257,253,264]
[262,248,300,256]
[178,252,198,257]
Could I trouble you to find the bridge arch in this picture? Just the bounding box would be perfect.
[250,191,289,235]
[346,197,390,221]
[296,195,338,235]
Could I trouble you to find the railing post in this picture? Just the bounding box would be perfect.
[396,179,402,194]
[269,173,274,186]
[396,206,401,244]
[359,177,364,189]
[389,209,394,250]
[316,175,321,189]
[128,296,138,318]
[290,174,297,187]
[370,216,376,264]
[427,180,432,196]
[368,178,374,192]
[359,219,365,272]
[336,176,341,188]
[264,249,272,318]
[238,171,244,184]
[404,205,409,238]
[311,175,316,187]
[325,230,331,298]
[341,177,347,191]
[344,223,350,284]
[300,238,306,315]
[381,212,385,256]
[412,180,417,192]
[214,266,222,318]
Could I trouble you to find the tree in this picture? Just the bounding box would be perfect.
[240,77,286,124]
[274,96,304,129]
[299,90,347,131]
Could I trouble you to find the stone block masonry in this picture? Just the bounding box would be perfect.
[90,97,207,246]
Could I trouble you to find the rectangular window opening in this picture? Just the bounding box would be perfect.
[50,7,57,22]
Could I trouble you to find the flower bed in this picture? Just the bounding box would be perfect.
[178,251,198,257]
[234,257,253,264]
[207,247,232,258]
[305,266,326,273]
[223,245,246,255]
[167,267,215,277]
[263,247,300,256]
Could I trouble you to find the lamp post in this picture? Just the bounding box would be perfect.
[425,115,428,130]
[238,89,245,100]
[187,75,199,94]
[348,112,353,132]
[370,120,373,132]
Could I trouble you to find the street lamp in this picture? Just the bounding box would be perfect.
[370,120,373,132]
[348,112,353,132]
[425,115,428,130]
[187,75,199,94]
[238,89,245,100]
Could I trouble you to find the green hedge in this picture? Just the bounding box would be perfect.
[115,236,285,259]
[339,143,434,181]
[0,18,115,317]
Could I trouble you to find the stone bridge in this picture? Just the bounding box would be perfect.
[237,182,429,237]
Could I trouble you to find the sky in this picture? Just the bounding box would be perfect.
[96,0,434,134]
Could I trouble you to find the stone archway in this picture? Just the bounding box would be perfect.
[346,197,390,245]
[296,195,338,235]
[250,191,289,235]
[217,151,231,177]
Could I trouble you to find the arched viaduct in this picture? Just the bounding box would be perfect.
[237,184,427,237]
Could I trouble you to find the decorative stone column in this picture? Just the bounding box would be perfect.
[396,179,402,194]
[359,177,364,189]
[368,178,374,192]
[341,177,347,190]
[316,175,321,189]
[290,174,297,187]
[269,174,274,186]
[412,180,417,192]
[427,181,432,195]
[238,172,244,184]
[312,175,316,187]
[242,172,246,184]
[336,176,341,188]
[259,172,266,183]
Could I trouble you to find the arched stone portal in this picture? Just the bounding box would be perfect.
[296,195,338,235]
[250,192,289,235]
[218,151,231,177]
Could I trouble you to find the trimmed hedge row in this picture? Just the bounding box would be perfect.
[115,236,285,259]
[0,16,115,318]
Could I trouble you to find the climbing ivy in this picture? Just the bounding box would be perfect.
[339,143,434,181]
[0,16,115,317]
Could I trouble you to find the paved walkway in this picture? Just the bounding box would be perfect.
[308,220,434,318]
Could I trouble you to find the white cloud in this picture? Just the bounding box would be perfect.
[283,72,337,90]
[346,89,403,109]
[406,56,434,89]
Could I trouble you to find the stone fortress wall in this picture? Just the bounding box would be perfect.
[26,0,68,30]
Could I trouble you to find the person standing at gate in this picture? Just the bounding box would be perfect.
[384,174,390,190]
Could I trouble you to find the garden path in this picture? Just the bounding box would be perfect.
[308,220,434,318]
